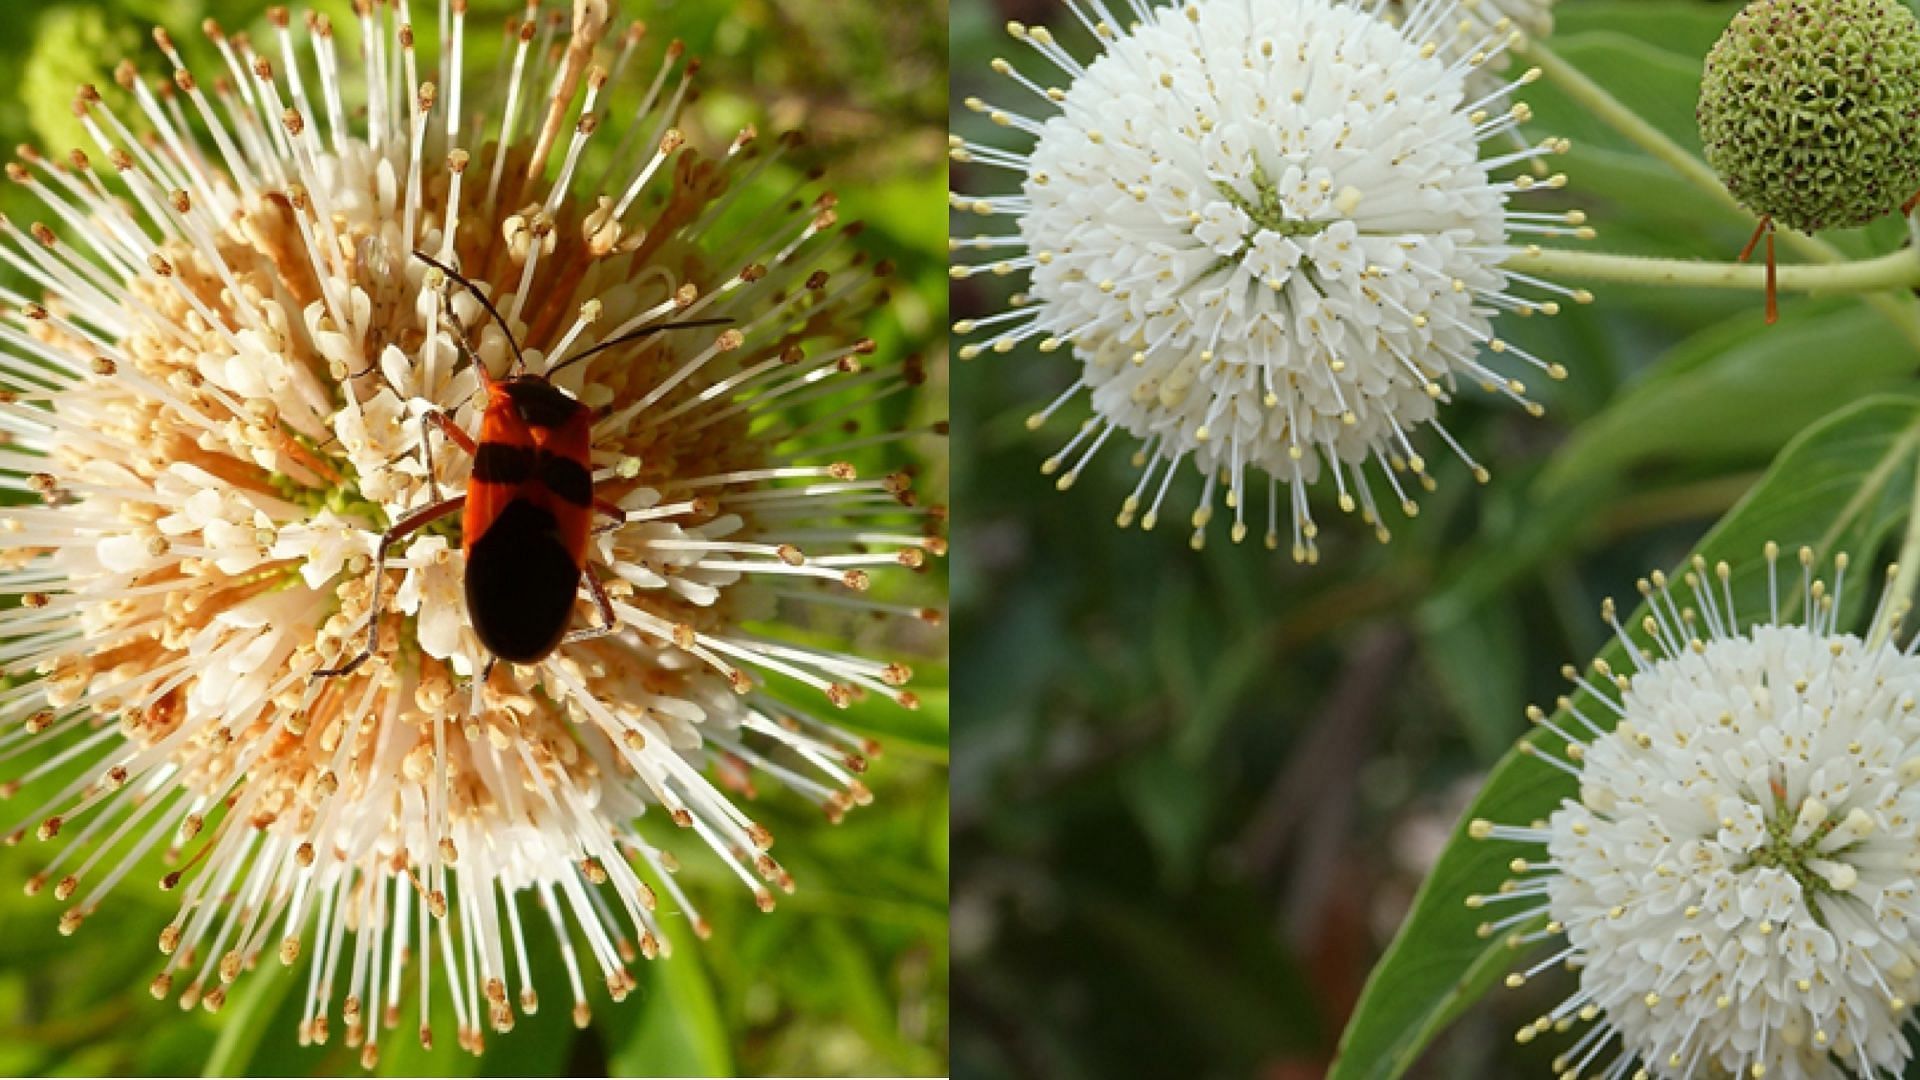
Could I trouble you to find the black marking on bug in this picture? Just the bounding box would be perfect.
[464,499,581,662]
[470,442,536,485]
[502,378,585,429]
[539,455,593,507]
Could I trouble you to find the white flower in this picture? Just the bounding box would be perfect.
[0,0,943,1064]
[951,0,1590,558]
[1473,546,1920,1079]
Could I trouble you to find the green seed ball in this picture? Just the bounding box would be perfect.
[1697,0,1920,233]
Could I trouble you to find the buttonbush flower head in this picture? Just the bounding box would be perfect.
[1698,0,1920,234]
[1472,546,1920,1079]
[0,0,940,1064]
[950,0,1586,560]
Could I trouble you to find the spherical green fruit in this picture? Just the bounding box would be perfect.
[1698,0,1920,233]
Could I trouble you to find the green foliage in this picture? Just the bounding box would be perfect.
[0,2,948,1078]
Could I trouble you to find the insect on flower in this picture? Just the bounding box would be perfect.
[0,0,946,1064]
[313,252,730,678]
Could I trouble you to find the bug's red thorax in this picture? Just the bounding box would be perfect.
[462,377,594,567]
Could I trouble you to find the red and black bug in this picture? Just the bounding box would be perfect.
[314,251,727,678]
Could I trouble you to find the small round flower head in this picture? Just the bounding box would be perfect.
[950,0,1586,559]
[1473,547,1920,1079]
[0,0,940,1061]
[1699,0,1920,233]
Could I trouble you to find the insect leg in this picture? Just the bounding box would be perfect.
[417,410,478,502]
[591,497,627,535]
[313,495,468,679]
[561,562,620,645]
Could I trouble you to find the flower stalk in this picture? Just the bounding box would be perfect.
[1515,243,1920,294]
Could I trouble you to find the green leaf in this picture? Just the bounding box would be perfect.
[1418,599,1527,763]
[1541,302,1918,492]
[607,919,733,1077]
[1331,394,1920,1080]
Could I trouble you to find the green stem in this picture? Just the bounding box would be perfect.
[1877,452,1920,648]
[1513,245,1920,295]
[1519,39,1920,349]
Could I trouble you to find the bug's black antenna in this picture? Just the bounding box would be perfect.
[546,317,735,377]
[413,250,527,374]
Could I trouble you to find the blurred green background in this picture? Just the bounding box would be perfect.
[0,0,948,1077]
[950,0,1920,1076]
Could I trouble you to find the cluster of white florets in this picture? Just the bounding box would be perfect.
[952,0,1585,557]
[1476,550,1920,1078]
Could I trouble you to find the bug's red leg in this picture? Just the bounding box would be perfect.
[561,562,619,645]
[417,409,477,502]
[591,497,628,535]
[313,495,468,680]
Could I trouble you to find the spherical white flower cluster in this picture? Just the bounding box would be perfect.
[951,0,1587,558]
[1474,547,1920,1079]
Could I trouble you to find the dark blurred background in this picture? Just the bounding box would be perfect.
[0,1,948,1076]
[948,0,1918,1076]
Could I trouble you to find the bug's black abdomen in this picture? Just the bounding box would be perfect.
[464,499,581,663]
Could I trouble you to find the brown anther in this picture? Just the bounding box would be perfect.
[170,189,191,214]
[160,870,183,890]
[4,164,27,185]
[805,270,830,290]
[148,253,175,277]
[841,570,871,592]
[282,108,304,136]
[158,924,182,954]
[150,972,173,999]
[21,304,48,321]
[439,837,458,864]
[739,263,767,283]
[108,149,134,172]
[775,544,804,566]
[898,549,926,569]
[669,807,693,828]
[828,462,857,480]
[280,936,300,965]
[580,858,608,884]
[91,357,117,376]
[22,871,46,896]
[57,908,84,935]
[252,57,273,80]
[21,592,48,609]
[36,816,61,840]
[114,60,138,90]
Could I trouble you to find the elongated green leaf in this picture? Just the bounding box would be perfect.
[1331,394,1920,1080]
[1542,303,1917,491]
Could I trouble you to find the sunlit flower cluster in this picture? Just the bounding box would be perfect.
[0,0,941,1063]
